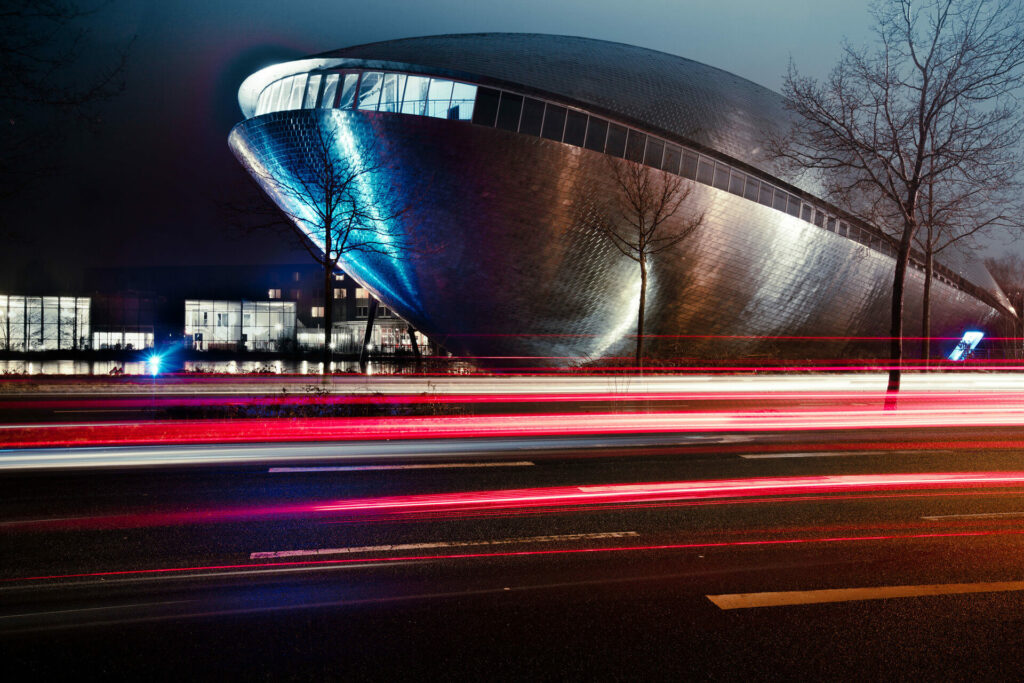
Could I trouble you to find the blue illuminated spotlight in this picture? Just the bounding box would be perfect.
[948,331,984,361]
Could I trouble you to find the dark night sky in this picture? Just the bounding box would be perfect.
[11,0,975,289]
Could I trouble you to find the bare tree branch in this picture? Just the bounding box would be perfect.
[770,0,1024,398]
[0,0,132,242]
[232,115,425,366]
[582,157,704,368]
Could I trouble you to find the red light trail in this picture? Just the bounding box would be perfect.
[6,472,1024,531]
[8,528,1024,584]
[5,404,1024,448]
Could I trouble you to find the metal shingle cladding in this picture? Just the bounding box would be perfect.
[230,110,1001,364]
[318,33,791,180]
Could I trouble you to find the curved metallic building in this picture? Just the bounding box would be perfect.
[230,34,1012,364]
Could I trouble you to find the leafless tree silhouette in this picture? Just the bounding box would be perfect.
[986,254,1024,359]
[770,0,1024,401]
[232,117,415,366]
[585,158,704,368]
[1,0,130,210]
[913,166,1022,363]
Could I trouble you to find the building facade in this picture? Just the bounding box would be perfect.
[0,295,90,352]
[230,34,1014,364]
[1,264,423,355]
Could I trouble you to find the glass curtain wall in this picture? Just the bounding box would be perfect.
[0,295,90,352]
[255,71,476,122]
[185,300,295,352]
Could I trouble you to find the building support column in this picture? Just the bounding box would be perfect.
[358,298,379,371]
[407,325,421,361]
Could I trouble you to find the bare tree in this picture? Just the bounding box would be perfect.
[585,158,704,368]
[1,1,130,206]
[233,117,413,368]
[914,164,1021,363]
[986,253,1024,359]
[771,0,1024,399]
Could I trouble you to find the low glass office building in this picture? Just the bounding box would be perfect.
[185,300,296,352]
[0,295,90,352]
[230,34,1013,364]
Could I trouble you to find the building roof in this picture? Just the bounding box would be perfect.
[241,33,791,177]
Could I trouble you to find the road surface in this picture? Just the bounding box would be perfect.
[4,427,1024,679]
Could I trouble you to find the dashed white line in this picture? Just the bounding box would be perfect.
[740,451,888,459]
[922,511,1024,521]
[250,531,639,559]
[268,461,534,473]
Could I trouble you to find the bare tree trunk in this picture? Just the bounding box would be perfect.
[886,219,916,409]
[321,262,333,371]
[359,298,379,372]
[922,247,934,368]
[636,256,647,372]
[408,325,421,361]
[1013,292,1024,361]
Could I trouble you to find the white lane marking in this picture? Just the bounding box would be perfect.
[0,601,192,620]
[268,461,534,473]
[740,451,887,459]
[53,409,147,413]
[0,516,80,526]
[250,531,639,559]
[922,511,1024,521]
[708,580,1024,609]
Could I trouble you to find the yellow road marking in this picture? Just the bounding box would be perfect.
[708,580,1024,609]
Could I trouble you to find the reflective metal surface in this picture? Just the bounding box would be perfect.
[230,108,1000,365]
[265,34,795,180]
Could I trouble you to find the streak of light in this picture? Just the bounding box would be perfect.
[8,529,1024,584]
[312,472,1024,513]
[267,461,534,473]
[323,489,1024,525]
[6,472,1024,531]
[6,389,1024,413]
[7,404,1024,448]
[921,512,1024,521]
[5,372,1024,396]
[249,531,640,559]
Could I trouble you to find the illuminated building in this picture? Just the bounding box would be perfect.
[230,34,1013,364]
[0,295,90,352]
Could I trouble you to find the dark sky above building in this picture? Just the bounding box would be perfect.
[6,0,955,289]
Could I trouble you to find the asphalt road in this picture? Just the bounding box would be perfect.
[5,436,1024,679]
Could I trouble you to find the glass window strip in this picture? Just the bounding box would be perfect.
[304,74,321,109]
[320,73,339,109]
[288,75,306,110]
[338,73,358,109]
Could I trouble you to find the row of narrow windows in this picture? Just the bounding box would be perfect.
[255,71,477,121]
